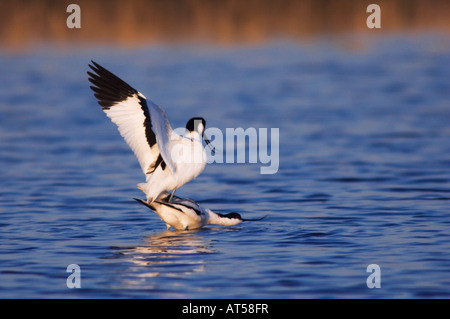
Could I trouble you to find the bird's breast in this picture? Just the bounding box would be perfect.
[171,139,206,166]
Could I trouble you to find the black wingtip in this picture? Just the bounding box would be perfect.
[87,60,100,73]
[89,60,102,70]
[87,60,138,110]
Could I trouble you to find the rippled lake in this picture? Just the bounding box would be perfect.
[1,35,449,298]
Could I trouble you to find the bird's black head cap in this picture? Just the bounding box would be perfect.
[186,117,206,133]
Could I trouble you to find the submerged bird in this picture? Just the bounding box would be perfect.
[134,192,266,230]
[87,61,214,203]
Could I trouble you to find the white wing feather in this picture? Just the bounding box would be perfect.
[103,93,159,176]
[148,100,178,175]
[88,61,163,179]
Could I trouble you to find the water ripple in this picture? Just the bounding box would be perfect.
[1,36,450,298]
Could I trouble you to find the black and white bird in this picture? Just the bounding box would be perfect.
[87,61,214,203]
[134,192,266,230]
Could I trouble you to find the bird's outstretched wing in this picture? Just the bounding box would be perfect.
[87,61,176,178]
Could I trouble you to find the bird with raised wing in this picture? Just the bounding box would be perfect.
[87,61,214,203]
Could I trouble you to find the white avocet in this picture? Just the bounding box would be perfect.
[88,61,214,203]
[134,192,266,230]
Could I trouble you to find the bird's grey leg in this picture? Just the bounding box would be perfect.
[169,189,176,203]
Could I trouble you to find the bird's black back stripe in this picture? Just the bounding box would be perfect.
[155,201,184,213]
[190,206,203,216]
[153,154,163,169]
[146,153,167,174]
[155,200,203,217]
[137,96,157,149]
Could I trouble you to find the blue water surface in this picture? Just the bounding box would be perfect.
[0,34,449,298]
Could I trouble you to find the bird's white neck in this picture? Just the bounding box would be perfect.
[185,131,203,141]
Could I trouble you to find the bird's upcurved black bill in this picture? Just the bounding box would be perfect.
[203,133,215,155]
[242,215,268,222]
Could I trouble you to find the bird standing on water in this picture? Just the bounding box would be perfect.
[134,192,266,230]
[87,61,214,203]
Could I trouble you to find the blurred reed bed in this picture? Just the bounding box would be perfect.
[0,0,449,50]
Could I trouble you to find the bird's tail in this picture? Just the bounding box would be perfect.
[137,183,154,203]
[137,182,148,194]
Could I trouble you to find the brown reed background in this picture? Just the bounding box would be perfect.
[0,0,449,49]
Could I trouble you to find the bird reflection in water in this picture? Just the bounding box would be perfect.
[111,229,238,289]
